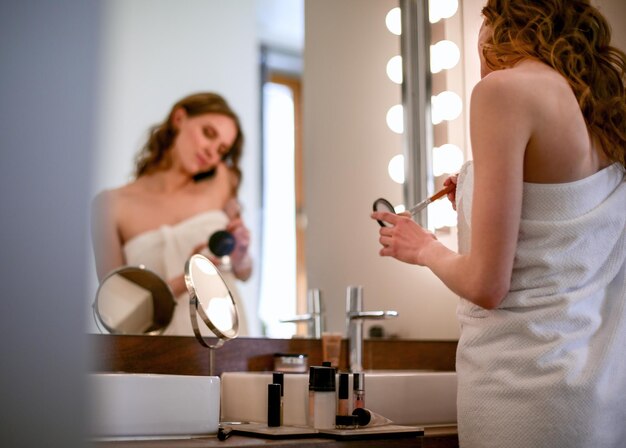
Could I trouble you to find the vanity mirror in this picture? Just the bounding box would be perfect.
[93,266,175,335]
[90,0,465,341]
[185,254,239,345]
[93,256,240,339]
[185,254,240,375]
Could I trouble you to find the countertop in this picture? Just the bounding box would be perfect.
[92,425,458,448]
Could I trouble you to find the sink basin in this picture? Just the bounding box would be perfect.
[90,373,220,437]
[221,370,456,426]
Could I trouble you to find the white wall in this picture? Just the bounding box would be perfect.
[304,0,461,340]
[90,0,262,335]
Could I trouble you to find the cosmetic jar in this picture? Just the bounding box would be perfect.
[335,415,359,429]
[352,407,393,427]
[273,353,308,373]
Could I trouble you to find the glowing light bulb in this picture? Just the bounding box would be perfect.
[386,7,402,35]
[386,55,403,84]
[386,104,404,134]
[430,40,460,73]
[433,144,464,176]
[431,91,462,124]
[429,0,459,23]
[428,199,457,229]
[387,154,405,184]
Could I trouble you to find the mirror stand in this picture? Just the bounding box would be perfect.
[189,297,225,376]
[185,254,240,377]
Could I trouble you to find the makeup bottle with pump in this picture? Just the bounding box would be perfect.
[308,366,336,429]
[353,372,365,409]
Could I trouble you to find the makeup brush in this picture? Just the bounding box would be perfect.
[407,183,455,216]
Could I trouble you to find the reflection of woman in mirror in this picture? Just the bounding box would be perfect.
[91,92,251,335]
[373,1,625,447]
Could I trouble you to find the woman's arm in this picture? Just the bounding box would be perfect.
[222,169,253,281]
[373,72,530,309]
[227,216,252,281]
[91,191,126,281]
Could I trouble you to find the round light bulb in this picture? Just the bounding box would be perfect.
[433,144,464,176]
[386,104,404,134]
[386,7,402,35]
[429,0,459,23]
[430,40,460,73]
[387,154,405,184]
[431,91,462,124]
[428,199,457,229]
[386,55,403,84]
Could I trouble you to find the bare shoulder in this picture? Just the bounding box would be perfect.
[92,182,141,218]
[473,66,539,105]
[92,188,116,215]
[485,60,564,93]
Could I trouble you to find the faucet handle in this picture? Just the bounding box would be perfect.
[348,310,399,320]
[346,285,398,320]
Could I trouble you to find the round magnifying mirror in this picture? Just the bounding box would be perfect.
[373,197,397,227]
[185,254,239,349]
[93,266,175,335]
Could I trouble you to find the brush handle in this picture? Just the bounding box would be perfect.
[430,183,455,201]
[409,184,456,215]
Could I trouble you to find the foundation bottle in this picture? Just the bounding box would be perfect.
[308,366,336,429]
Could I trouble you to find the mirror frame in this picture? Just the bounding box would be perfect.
[401,0,434,228]
[185,254,239,349]
[93,265,176,335]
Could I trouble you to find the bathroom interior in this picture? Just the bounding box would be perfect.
[2,0,624,447]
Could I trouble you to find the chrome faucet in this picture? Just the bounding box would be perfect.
[280,288,324,338]
[346,285,398,372]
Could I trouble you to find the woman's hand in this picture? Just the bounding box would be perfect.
[370,211,438,266]
[444,174,459,211]
[168,242,209,297]
[226,217,252,280]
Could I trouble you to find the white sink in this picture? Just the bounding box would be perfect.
[221,371,456,426]
[90,373,220,437]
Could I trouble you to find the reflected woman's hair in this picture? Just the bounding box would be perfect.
[134,92,245,191]
[481,0,626,168]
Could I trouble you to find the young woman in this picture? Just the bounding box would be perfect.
[372,1,626,446]
[92,92,252,335]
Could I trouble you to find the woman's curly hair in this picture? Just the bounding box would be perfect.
[481,0,626,167]
[134,92,244,191]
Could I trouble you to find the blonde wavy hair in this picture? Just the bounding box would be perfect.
[481,0,626,167]
[134,92,244,191]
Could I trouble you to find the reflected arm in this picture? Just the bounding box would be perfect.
[91,190,126,282]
